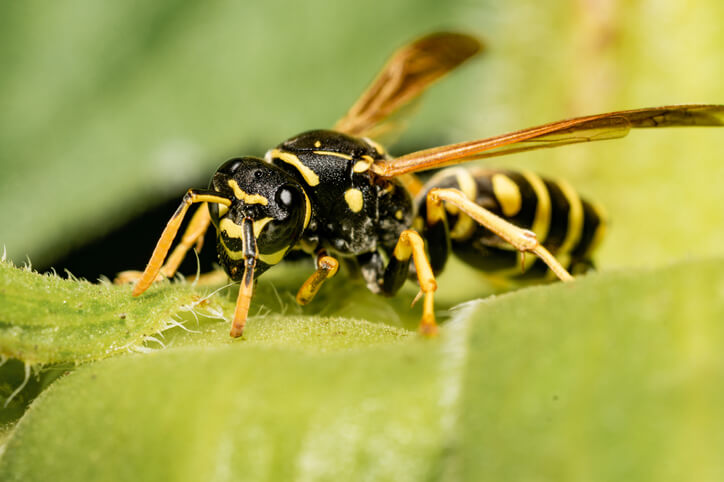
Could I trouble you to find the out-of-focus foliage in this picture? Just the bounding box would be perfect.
[0,0,722,268]
[0,0,472,266]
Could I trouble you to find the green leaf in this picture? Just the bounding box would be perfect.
[0,259,420,369]
[0,260,195,365]
[458,259,724,480]
[1,259,723,481]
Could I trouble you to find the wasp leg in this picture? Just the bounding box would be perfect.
[132,189,232,297]
[191,270,229,285]
[160,202,212,277]
[114,270,148,285]
[296,252,340,305]
[428,188,573,282]
[388,230,439,336]
[117,202,214,285]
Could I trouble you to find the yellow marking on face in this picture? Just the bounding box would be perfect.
[217,204,229,217]
[353,159,371,173]
[270,149,320,186]
[313,150,353,160]
[314,140,321,148]
[554,178,583,255]
[252,217,274,238]
[395,209,404,220]
[521,170,551,244]
[584,201,608,257]
[218,224,246,260]
[220,237,245,260]
[219,217,288,265]
[491,173,522,217]
[344,188,364,213]
[448,168,477,241]
[222,217,274,241]
[258,246,288,265]
[227,180,268,205]
[220,218,244,240]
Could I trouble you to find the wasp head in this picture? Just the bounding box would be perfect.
[208,157,310,281]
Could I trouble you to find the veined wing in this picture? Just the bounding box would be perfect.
[371,105,724,177]
[333,32,482,139]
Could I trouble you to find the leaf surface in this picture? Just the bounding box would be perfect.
[1,259,722,481]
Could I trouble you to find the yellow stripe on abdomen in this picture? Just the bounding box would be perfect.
[554,178,584,255]
[521,170,551,244]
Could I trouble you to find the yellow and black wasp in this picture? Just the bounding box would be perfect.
[121,32,724,337]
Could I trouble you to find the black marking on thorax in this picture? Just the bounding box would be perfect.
[267,130,412,256]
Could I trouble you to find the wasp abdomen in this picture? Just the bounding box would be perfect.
[417,167,607,279]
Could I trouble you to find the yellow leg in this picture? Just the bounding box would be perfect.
[132,190,231,297]
[117,203,213,286]
[393,230,439,336]
[160,203,212,278]
[428,188,573,282]
[296,253,339,305]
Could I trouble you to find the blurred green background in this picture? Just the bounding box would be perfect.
[1,0,722,274]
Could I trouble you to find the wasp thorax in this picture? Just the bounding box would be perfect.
[208,157,310,280]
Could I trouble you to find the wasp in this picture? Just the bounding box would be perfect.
[120,32,724,337]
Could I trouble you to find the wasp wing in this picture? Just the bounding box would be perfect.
[371,105,724,177]
[333,32,482,139]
